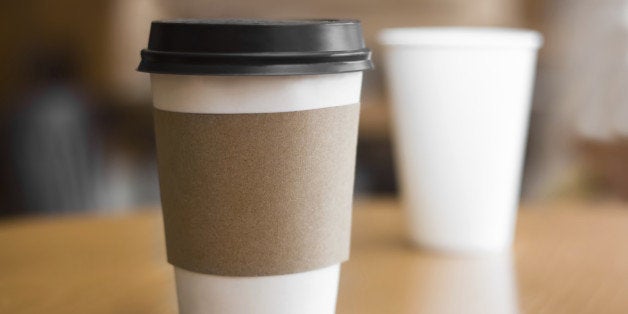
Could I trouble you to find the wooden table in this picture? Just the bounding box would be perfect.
[1,198,628,314]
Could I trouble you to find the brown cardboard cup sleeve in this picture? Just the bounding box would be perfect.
[154,104,360,277]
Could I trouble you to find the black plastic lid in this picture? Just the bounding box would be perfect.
[137,19,373,76]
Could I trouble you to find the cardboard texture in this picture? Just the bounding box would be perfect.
[154,104,360,276]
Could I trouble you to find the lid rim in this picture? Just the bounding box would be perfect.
[138,59,374,76]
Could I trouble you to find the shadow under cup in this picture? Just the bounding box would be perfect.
[138,20,372,314]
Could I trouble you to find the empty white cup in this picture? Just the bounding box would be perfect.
[379,28,543,253]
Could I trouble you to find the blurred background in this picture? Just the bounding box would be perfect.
[1,0,627,217]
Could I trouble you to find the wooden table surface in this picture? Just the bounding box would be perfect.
[1,198,628,314]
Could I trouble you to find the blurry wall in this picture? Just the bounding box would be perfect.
[524,0,628,199]
[0,0,527,104]
[0,1,163,215]
[1,0,626,216]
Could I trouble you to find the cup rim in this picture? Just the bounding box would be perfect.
[377,27,543,49]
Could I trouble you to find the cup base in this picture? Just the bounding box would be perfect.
[174,264,340,314]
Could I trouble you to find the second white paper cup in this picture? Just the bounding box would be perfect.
[151,72,363,314]
[379,28,542,253]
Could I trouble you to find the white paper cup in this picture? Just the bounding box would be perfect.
[379,28,543,253]
[151,72,363,314]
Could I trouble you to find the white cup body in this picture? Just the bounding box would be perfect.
[150,72,363,314]
[379,28,542,253]
[175,265,340,314]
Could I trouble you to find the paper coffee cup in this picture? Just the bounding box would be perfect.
[379,28,542,253]
[139,20,372,314]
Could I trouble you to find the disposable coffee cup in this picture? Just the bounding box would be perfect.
[379,28,542,253]
[138,19,372,314]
